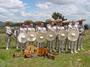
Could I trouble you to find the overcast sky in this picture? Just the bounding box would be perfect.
[0,0,90,24]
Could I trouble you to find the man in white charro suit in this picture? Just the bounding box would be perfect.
[77,19,85,50]
[5,21,12,50]
[47,20,57,52]
[68,21,79,53]
[56,19,65,53]
[19,23,27,50]
[14,23,20,49]
[35,21,46,48]
[36,21,46,32]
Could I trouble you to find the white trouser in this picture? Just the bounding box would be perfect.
[15,36,20,49]
[47,40,56,53]
[69,41,77,53]
[58,40,65,53]
[77,35,83,50]
[19,43,26,51]
[6,34,11,50]
[37,42,45,48]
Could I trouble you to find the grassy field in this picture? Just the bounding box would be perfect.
[0,30,90,67]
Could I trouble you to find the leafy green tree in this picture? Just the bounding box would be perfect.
[84,24,89,30]
[52,12,62,20]
[52,12,66,20]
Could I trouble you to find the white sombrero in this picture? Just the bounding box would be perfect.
[46,30,56,41]
[58,30,67,40]
[36,32,46,43]
[18,32,27,43]
[68,29,79,41]
[27,32,36,42]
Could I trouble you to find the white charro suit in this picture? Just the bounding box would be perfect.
[77,24,84,50]
[5,26,12,50]
[36,26,46,48]
[68,24,79,53]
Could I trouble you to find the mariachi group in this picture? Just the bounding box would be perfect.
[5,19,85,54]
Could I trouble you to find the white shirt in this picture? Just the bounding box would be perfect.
[68,24,72,29]
[19,27,27,33]
[14,27,20,37]
[27,27,35,32]
[68,24,78,30]
[5,26,12,35]
[53,26,57,31]
[78,24,84,34]
[36,26,46,32]
[47,24,57,32]
[47,24,51,30]
[57,26,64,30]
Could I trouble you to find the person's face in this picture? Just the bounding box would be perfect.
[41,23,44,27]
[79,21,83,25]
[76,22,79,25]
[30,24,33,26]
[72,22,75,25]
[69,22,72,25]
[22,24,25,27]
[60,23,62,26]
[51,22,54,25]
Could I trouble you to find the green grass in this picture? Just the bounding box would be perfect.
[0,30,90,67]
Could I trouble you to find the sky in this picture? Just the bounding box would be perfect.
[0,0,90,24]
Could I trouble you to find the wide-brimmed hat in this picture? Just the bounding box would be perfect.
[56,19,62,22]
[35,21,44,26]
[76,18,86,22]
[24,20,33,25]
[4,21,12,26]
[63,20,70,23]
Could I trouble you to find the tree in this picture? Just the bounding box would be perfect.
[52,12,62,20]
[52,12,66,20]
[62,16,67,21]
[84,24,89,30]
